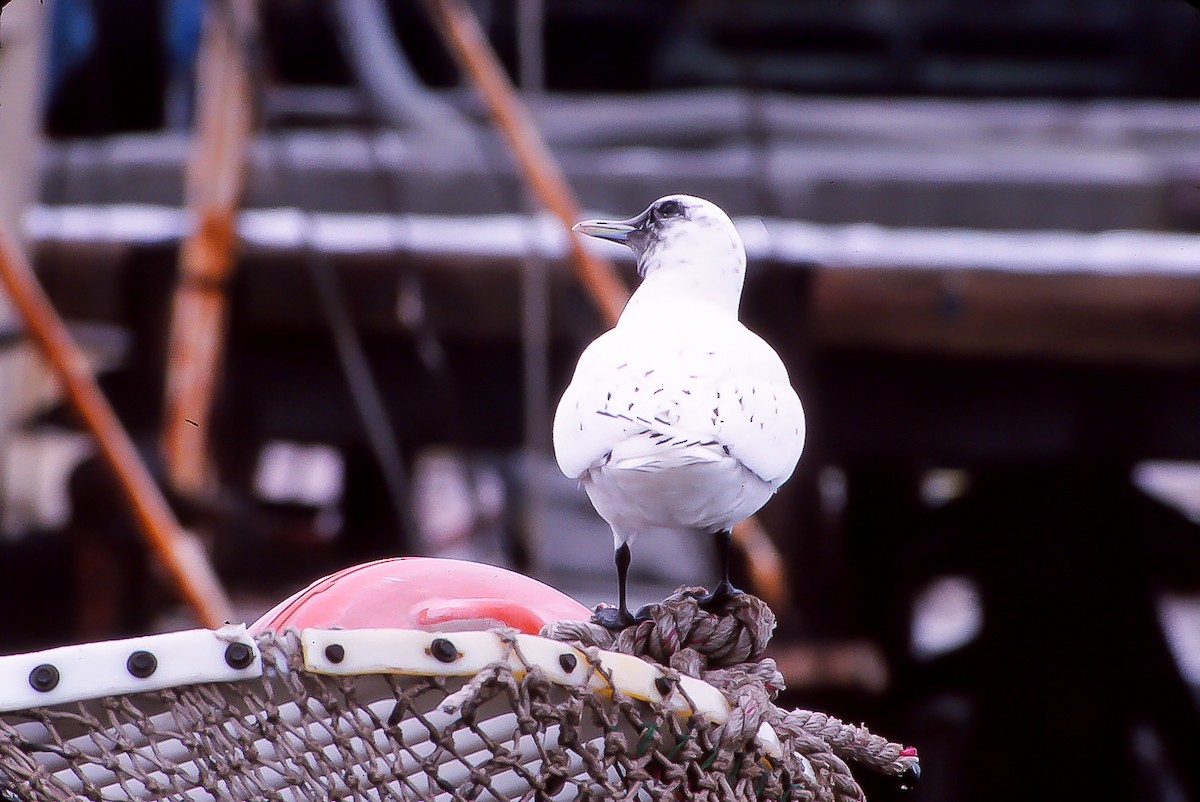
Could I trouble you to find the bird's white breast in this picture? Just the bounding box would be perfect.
[552,298,806,543]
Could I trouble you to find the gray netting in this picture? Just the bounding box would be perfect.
[0,590,917,801]
[544,589,919,802]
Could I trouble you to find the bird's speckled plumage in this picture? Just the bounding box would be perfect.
[554,195,806,550]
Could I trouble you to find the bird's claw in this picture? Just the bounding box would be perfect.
[687,581,742,613]
[593,604,652,631]
[593,606,635,630]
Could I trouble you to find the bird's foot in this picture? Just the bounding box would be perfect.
[593,604,652,631]
[687,580,743,613]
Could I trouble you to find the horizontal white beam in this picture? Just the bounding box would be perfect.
[24,203,1200,277]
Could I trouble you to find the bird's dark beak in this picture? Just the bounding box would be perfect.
[572,218,638,243]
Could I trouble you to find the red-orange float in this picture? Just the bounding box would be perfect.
[251,557,591,635]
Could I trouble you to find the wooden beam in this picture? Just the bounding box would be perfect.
[422,0,629,327]
[0,224,234,627]
[161,1,256,496]
[814,268,1200,365]
[768,639,889,693]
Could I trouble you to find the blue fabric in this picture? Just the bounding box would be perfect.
[163,0,202,72]
[48,0,96,98]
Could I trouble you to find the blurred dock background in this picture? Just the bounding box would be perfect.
[2,1,1200,800]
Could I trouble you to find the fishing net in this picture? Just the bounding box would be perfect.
[0,590,917,801]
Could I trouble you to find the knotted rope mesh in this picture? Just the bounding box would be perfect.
[545,589,919,802]
[0,590,916,801]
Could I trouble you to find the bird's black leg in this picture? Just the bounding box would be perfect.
[691,529,742,611]
[595,543,638,629]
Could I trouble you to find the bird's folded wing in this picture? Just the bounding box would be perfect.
[713,374,806,486]
[552,327,805,484]
[553,329,718,479]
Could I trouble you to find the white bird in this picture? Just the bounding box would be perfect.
[553,195,806,629]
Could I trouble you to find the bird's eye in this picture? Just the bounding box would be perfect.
[656,200,683,219]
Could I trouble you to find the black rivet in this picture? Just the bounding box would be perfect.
[224,642,254,670]
[127,650,157,679]
[558,652,578,673]
[429,637,458,663]
[654,676,674,697]
[29,664,59,692]
[325,644,345,664]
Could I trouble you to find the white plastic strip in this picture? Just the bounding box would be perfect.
[301,628,731,724]
[0,625,261,712]
[756,721,783,760]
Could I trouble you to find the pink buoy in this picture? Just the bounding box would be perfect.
[251,557,591,635]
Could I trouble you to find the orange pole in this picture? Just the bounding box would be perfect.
[161,1,256,496]
[423,0,629,327]
[425,0,788,609]
[0,225,234,627]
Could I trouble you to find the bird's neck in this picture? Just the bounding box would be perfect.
[620,257,745,321]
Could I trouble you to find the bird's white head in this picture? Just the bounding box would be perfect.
[568,194,739,284]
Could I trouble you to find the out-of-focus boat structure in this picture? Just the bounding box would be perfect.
[4,2,1200,799]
